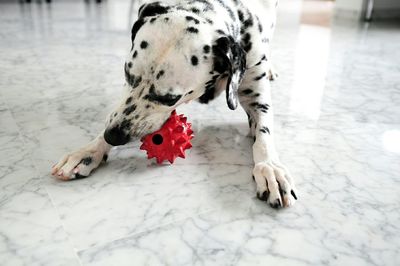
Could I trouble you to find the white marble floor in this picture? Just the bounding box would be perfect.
[1,0,400,265]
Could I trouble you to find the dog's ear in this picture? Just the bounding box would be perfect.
[131,2,170,43]
[212,36,246,110]
[138,2,170,19]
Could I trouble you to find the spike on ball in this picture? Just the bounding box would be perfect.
[140,111,194,164]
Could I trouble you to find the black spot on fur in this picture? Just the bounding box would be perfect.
[132,76,142,88]
[206,18,213,24]
[250,102,270,113]
[241,32,252,52]
[216,29,226,35]
[123,104,137,116]
[164,17,169,22]
[138,2,170,19]
[134,114,140,119]
[191,7,200,14]
[150,17,157,23]
[255,55,267,66]
[241,89,253,95]
[102,154,108,162]
[125,64,142,89]
[156,70,164,79]
[258,22,263,33]
[186,27,199,34]
[145,104,151,109]
[238,10,244,22]
[260,126,270,134]
[127,62,132,68]
[131,19,145,43]
[140,41,148,49]
[199,87,216,104]
[188,90,194,94]
[199,75,219,103]
[254,72,266,81]
[203,45,210,54]
[144,85,182,106]
[243,17,253,29]
[125,97,132,104]
[132,50,138,58]
[242,33,251,43]
[191,56,199,66]
[81,157,93,166]
[120,119,132,130]
[124,64,136,87]
[185,15,200,24]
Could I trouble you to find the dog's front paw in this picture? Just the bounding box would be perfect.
[253,162,298,208]
[51,139,108,181]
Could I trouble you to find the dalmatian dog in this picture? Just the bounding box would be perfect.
[51,0,298,208]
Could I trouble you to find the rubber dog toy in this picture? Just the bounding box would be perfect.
[140,111,194,164]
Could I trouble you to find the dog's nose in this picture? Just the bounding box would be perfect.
[104,126,130,146]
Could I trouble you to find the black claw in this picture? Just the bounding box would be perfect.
[74,173,88,179]
[102,154,108,162]
[257,191,269,201]
[269,198,282,209]
[291,190,298,200]
[252,175,255,181]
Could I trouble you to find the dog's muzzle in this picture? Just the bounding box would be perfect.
[104,126,131,146]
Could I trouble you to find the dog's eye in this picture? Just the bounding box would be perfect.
[144,85,182,106]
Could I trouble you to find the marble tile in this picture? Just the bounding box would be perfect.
[79,192,400,266]
[0,103,80,265]
[30,115,400,255]
[77,118,400,265]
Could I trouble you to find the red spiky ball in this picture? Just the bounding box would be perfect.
[140,111,194,164]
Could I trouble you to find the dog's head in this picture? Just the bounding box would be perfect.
[104,3,246,146]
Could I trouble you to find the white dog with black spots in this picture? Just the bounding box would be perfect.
[52,0,298,208]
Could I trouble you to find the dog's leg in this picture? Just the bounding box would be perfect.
[51,132,111,180]
[239,62,297,208]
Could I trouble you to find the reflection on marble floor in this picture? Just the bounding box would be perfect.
[1,0,400,265]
